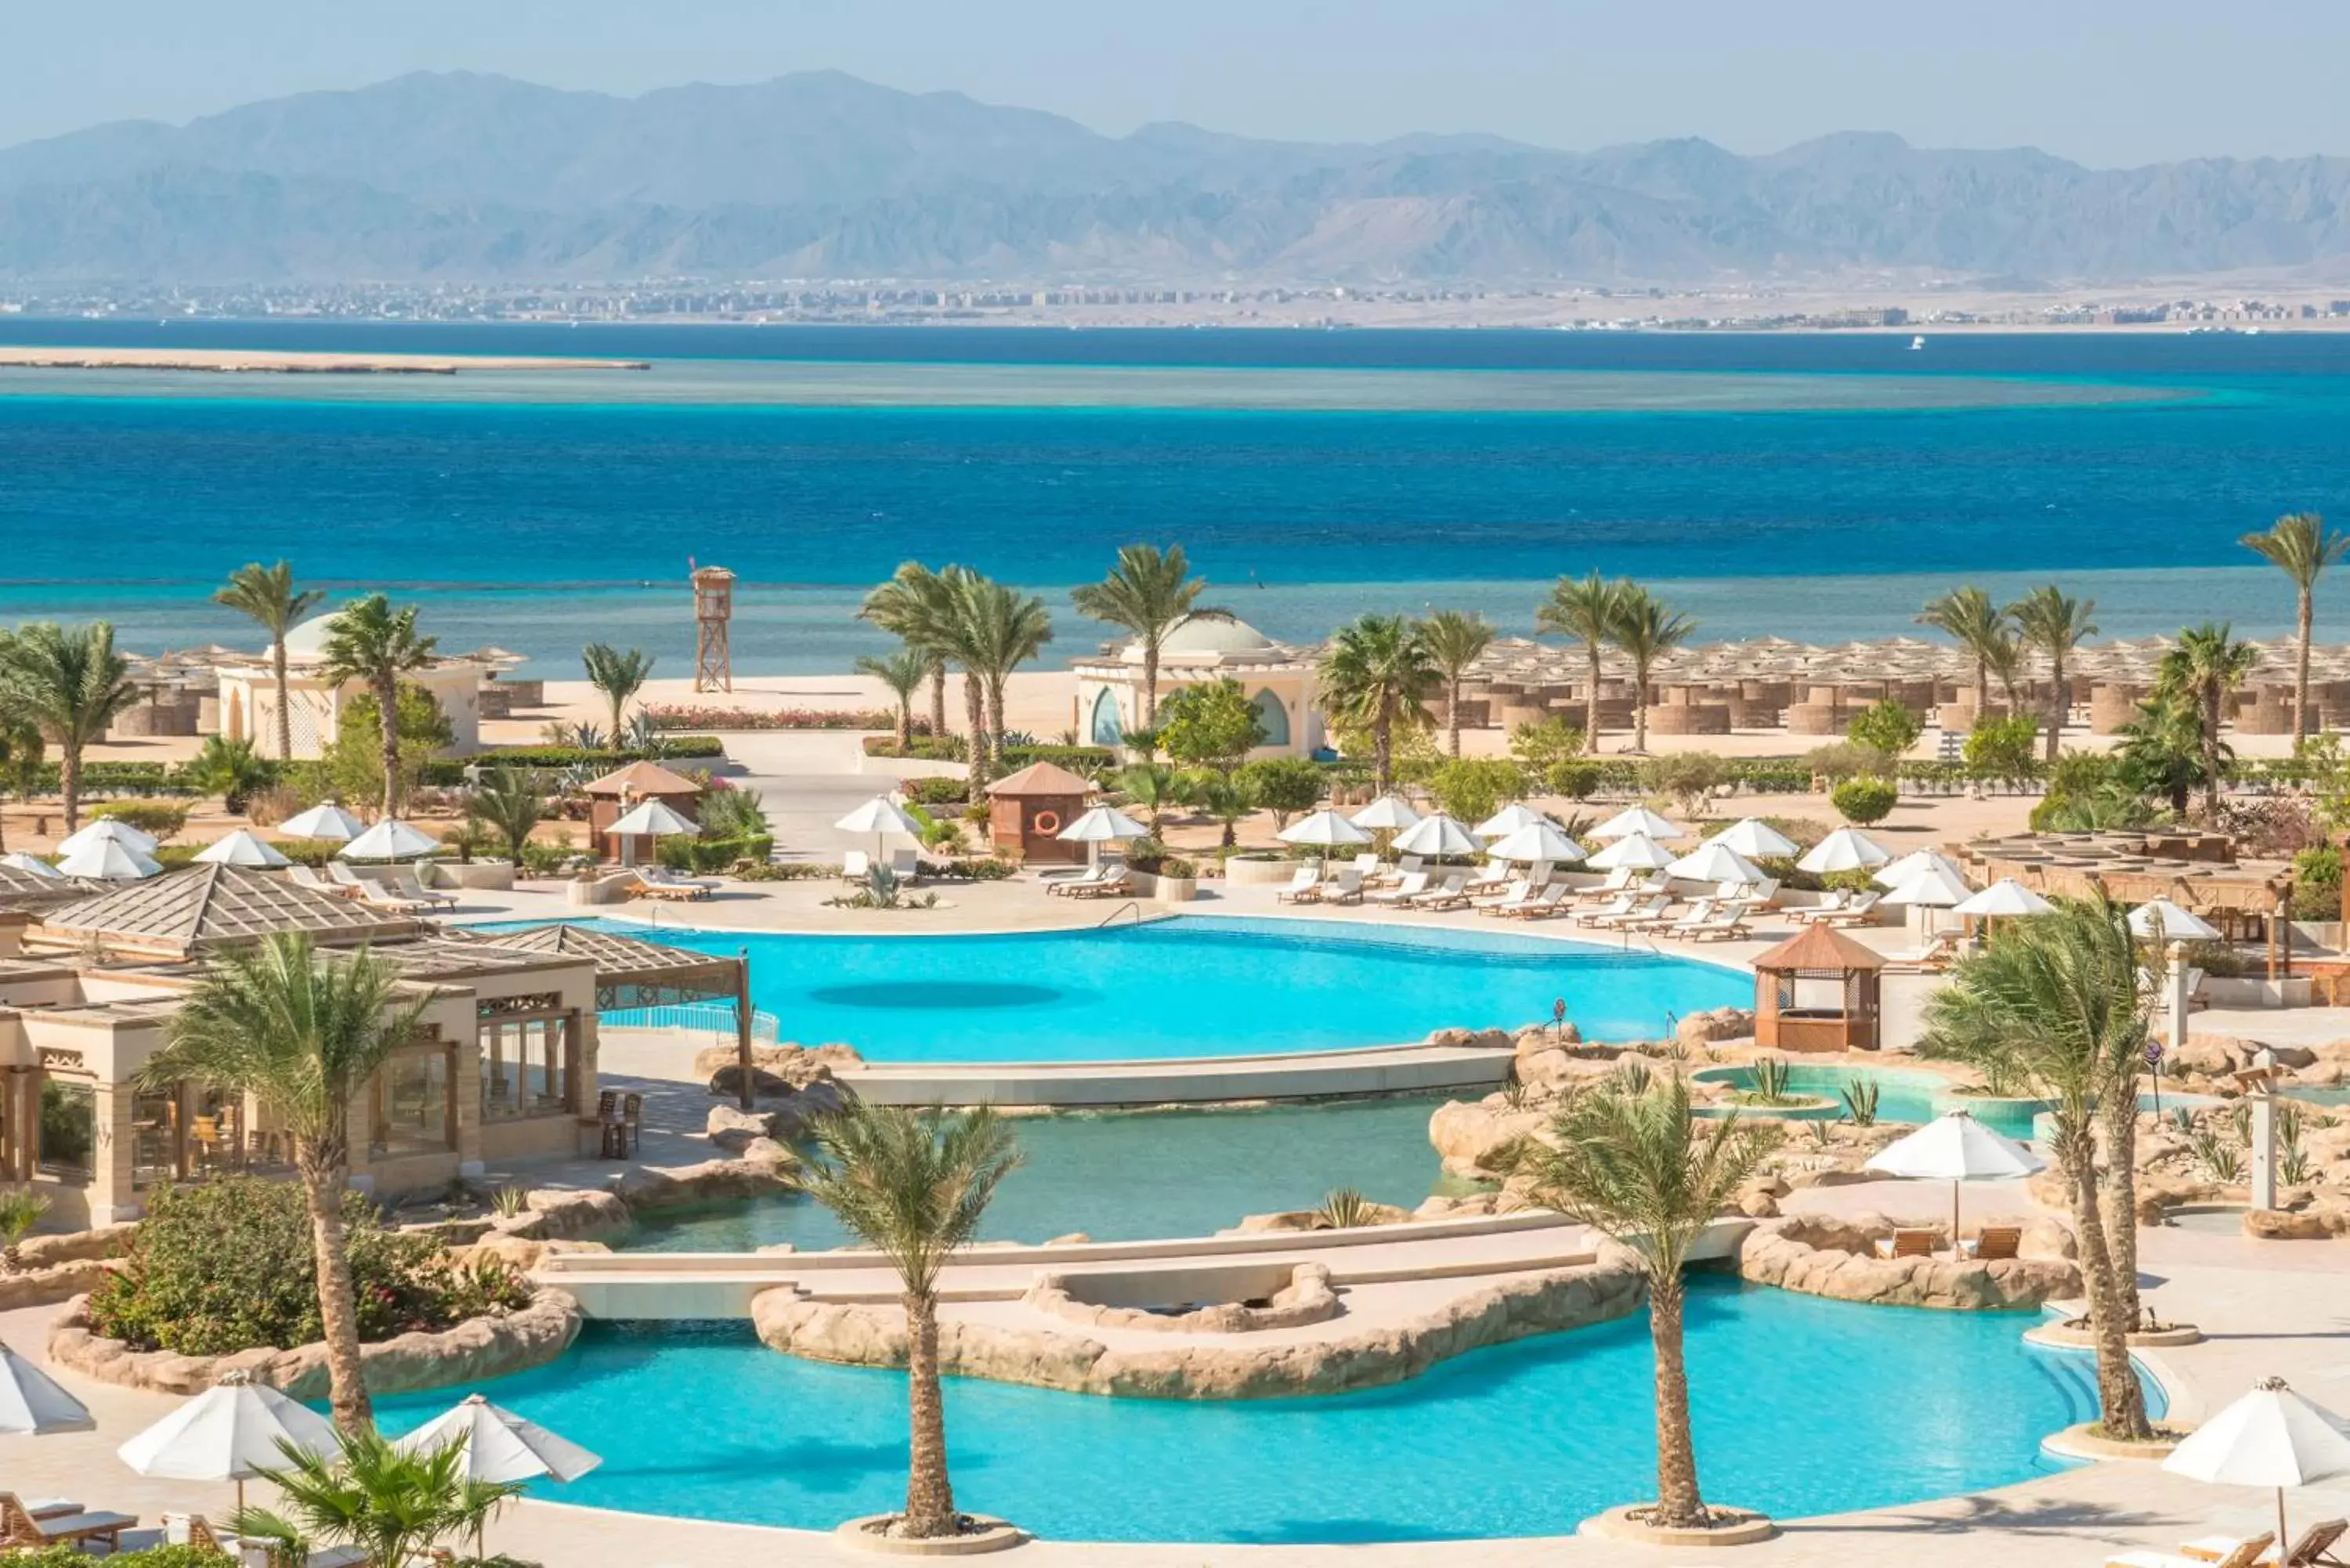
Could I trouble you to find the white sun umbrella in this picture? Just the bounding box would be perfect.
[193,829,291,869]
[2131,898,2223,943]
[57,817,158,856]
[54,836,160,880]
[395,1392,602,1483]
[1277,808,1375,851]
[1951,877,2054,919]
[1796,826,1893,876]
[1486,819,1588,866]
[1058,804,1148,868]
[1474,804,1549,839]
[1586,830,1677,871]
[1706,817,1801,859]
[1590,804,1687,842]
[835,794,925,865]
[338,818,439,862]
[1350,795,1423,833]
[277,803,365,842]
[2164,1377,2350,1554]
[1390,811,1480,858]
[1667,840,1766,887]
[608,798,700,869]
[117,1370,339,1511]
[0,1340,92,1436]
[1874,848,1968,891]
[1879,860,1973,908]
[1864,1110,2046,1246]
[0,852,63,880]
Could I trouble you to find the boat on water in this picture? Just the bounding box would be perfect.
[1909,334,1926,350]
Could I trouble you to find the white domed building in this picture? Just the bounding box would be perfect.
[215,613,490,760]
[1072,617,1324,758]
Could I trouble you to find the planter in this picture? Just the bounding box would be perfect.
[1130,869,1197,903]
[433,861,516,891]
[1222,855,1303,888]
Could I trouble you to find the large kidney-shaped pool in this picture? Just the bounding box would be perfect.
[372,1278,2142,1543]
[554,914,1751,1061]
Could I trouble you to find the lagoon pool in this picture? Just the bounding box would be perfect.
[372,1277,2140,1543]
[622,1097,1456,1251]
[552,914,1751,1061]
[1693,1064,2047,1138]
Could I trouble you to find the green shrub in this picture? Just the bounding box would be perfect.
[997,742,1118,779]
[1829,775,1900,825]
[656,833,772,873]
[86,1177,529,1357]
[900,776,969,807]
[1546,759,1603,800]
[1425,757,1526,825]
[1155,677,1266,772]
[1637,752,1730,813]
[1509,716,1586,773]
[1155,856,1199,879]
[1962,715,2044,784]
[92,800,191,843]
[2,1546,232,1568]
[1802,742,1897,786]
[1845,699,1924,757]
[1235,757,1325,825]
[2294,844,2342,919]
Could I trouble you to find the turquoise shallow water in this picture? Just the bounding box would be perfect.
[550,914,1753,1060]
[624,1096,1450,1251]
[369,1277,2143,1542]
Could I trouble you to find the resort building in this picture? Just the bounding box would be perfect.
[0,865,748,1227]
[212,612,493,760]
[1072,617,1325,757]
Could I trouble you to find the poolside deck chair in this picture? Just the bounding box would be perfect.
[1491,883,1567,920]
[1686,903,1754,941]
[2,1494,138,1552]
[1570,892,1639,927]
[1347,852,1382,882]
[384,865,458,908]
[1471,877,1531,910]
[1887,930,1961,970]
[289,864,348,897]
[327,860,368,892]
[1318,867,1365,905]
[1660,898,1721,938]
[1273,863,1325,904]
[349,878,430,914]
[1065,865,1133,899]
[1370,853,1425,888]
[1967,1225,2023,1262]
[1814,890,1884,927]
[1589,893,1674,930]
[2109,1533,2276,1568]
[638,865,717,901]
[840,849,870,882]
[1873,1227,1942,1259]
[1574,867,1639,903]
[1047,860,1120,897]
[1408,872,1470,911]
[888,847,921,882]
[2178,1519,2344,1567]
[1791,890,1849,923]
[1463,864,1514,894]
[1366,871,1430,907]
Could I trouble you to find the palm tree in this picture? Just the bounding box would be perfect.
[0,621,139,832]
[1918,587,2018,722]
[2240,511,2348,741]
[137,934,433,1435]
[215,562,324,762]
[857,647,931,749]
[1415,610,1495,757]
[1317,615,1438,794]
[1607,586,1697,753]
[1117,762,1184,833]
[465,767,546,865]
[1515,1073,1777,1528]
[1537,573,1625,753]
[580,643,656,741]
[237,1429,520,1568]
[0,1185,49,1273]
[2114,692,2211,817]
[0,716,41,852]
[184,735,273,816]
[317,597,436,820]
[860,564,960,744]
[1069,544,1235,727]
[1184,769,1253,847]
[951,574,1053,779]
[796,1104,1021,1540]
[1918,901,2154,1441]
[2157,623,2261,821]
[2010,587,2099,763]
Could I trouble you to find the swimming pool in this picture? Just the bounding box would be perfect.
[622,1097,1458,1251]
[1693,1064,2048,1138]
[552,914,1752,1061]
[371,1277,2147,1543]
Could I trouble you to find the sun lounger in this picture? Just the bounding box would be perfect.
[840,850,870,882]
[1472,878,1531,910]
[1348,852,1382,881]
[1873,1227,1942,1259]
[1273,864,1325,904]
[1408,873,1470,911]
[1661,898,1720,937]
[1049,862,1121,897]
[1574,867,1639,903]
[1589,894,1674,930]
[1814,891,1884,926]
[1492,883,1569,920]
[384,865,458,908]
[1967,1225,2023,1262]
[1318,867,1365,905]
[1366,870,1430,906]
[888,847,922,882]
[2,1494,139,1552]
[637,866,717,901]
[1064,869,1132,900]
[1887,931,1961,970]
[348,878,430,914]
[289,865,349,897]
[1570,893,1638,927]
[2179,1519,2342,1567]
[1792,890,1849,921]
[2110,1534,2276,1568]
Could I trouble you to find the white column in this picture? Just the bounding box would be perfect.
[2248,1047,2279,1212]
[2166,942,2191,1057]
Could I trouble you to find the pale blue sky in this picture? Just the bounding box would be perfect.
[11,0,2350,164]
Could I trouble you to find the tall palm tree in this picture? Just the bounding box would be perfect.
[1515,1073,1777,1529]
[317,597,436,820]
[857,648,931,749]
[2157,623,2261,821]
[797,1104,1021,1540]
[1918,901,2153,1441]
[0,715,41,853]
[2010,587,2099,763]
[215,562,324,762]
[580,643,655,742]
[465,766,546,865]
[0,621,139,832]
[1415,609,1495,757]
[1607,586,1697,754]
[137,934,433,1435]
[1069,544,1235,727]
[1317,615,1438,794]
[860,563,960,744]
[2240,511,2348,741]
[949,573,1052,786]
[1117,761,1184,833]
[1537,573,1625,754]
[2114,692,2211,817]
[1918,587,2018,722]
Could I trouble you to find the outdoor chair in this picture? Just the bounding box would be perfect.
[1407,873,1470,910]
[1589,894,1673,930]
[385,865,457,908]
[1791,891,1849,922]
[1273,864,1325,904]
[620,1092,644,1155]
[2107,1532,2276,1568]
[1366,871,1430,907]
[1661,898,1720,938]
[1471,878,1531,910]
[637,866,717,901]
[1065,865,1133,899]
[840,850,870,882]
[1488,883,1565,920]
[1570,893,1639,927]
[1047,862,1114,897]
[289,865,345,897]
[888,847,922,882]
[1815,891,1883,926]
[2,1494,138,1552]
[1574,867,1639,903]
[348,878,430,914]
[1968,1225,2023,1262]
[2178,1518,2345,1567]
[593,1091,628,1160]
[1873,1227,1942,1259]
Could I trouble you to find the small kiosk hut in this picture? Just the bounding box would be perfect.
[581,761,705,864]
[1752,923,1886,1053]
[984,761,1094,866]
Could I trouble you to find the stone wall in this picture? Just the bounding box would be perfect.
[1733,1216,2081,1310]
[1026,1264,1339,1335]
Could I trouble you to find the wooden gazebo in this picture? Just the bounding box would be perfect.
[581,760,705,864]
[983,761,1093,866]
[1752,923,1886,1053]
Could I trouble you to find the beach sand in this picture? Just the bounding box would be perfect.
[0,346,649,374]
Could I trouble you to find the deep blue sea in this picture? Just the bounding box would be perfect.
[2,320,2347,671]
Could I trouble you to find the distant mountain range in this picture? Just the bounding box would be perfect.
[3,70,2348,284]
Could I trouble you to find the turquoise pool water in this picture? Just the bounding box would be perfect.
[548,914,1751,1061]
[1692,1065,2049,1138]
[623,1097,1455,1251]
[371,1277,2143,1542]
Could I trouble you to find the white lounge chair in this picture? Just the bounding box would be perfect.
[1487,883,1566,919]
[384,865,457,909]
[1588,893,1673,930]
[1471,878,1531,909]
[1681,901,1754,941]
[888,847,922,882]
[1570,892,1638,927]
[2107,1533,2276,1568]
[1661,898,1719,937]
[1318,867,1365,905]
[1048,861,1117,897]
[288,865,345,897]
[1367,871,1430,906]
[638,865,718,901]
[1274,863,1325,904]
[1348,852,1382,881]
[348,878,429,914]
[1061,863,1132,900]
[1815,889,1882,926]
[840,850,871,882]
[1574,867,1639,903]
[1408,873,1470,911]
[1463,864,1514,894]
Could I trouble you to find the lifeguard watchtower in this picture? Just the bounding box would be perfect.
[690,562,735,692]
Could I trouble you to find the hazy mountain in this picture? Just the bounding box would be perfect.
[2,70,2347,284]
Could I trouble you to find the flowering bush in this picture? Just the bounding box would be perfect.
[644,705,913,732]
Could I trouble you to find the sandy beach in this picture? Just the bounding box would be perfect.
[0,345,650,374]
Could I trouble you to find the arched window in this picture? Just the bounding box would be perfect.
[1089,687,1125,747]
[1251,688,1291,748]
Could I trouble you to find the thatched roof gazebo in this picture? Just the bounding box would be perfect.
[984,761,1094,866]
[1752,923,1887,1053]
[581,760,706,864]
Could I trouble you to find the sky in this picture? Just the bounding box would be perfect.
[9,0,2350,165]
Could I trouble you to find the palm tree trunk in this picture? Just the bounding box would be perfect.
[299,1155,375,1435]
[1974,652,1989,722]
[273,638,295,762]
[1142,644,1161,728]
[927,663,948,741]
[1647,1272,1707,1527]
[1446,676,1462,757]
[962,674,989,787]
[1373,709,1394,796]
[1632,659,1651,753]
[2045,653,2066,763]
[1585,645,1603,755]
[894,697,912,750]
[2202,686,2224,822]
[2297,589,2315,741]
[902,1289,957,1537]
[2063,1132,2151,1439]
[60,743,81,833]
[2096,1092,2143,1324]
[609,692,627,742]
[986,677,1008,757]
[374,672,400,819]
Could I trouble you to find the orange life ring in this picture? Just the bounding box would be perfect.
[1032,809,1061,836]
